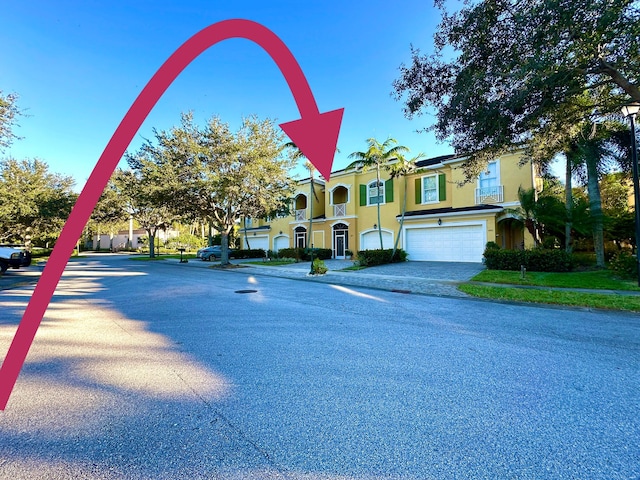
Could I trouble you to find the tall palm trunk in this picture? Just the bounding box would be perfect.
[376,163,384,250]
[392,174,408,258]
[585,150,605,267]
[564,150,575,253]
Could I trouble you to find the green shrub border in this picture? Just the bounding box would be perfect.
[276,247,333,261]
[356,249,407,267]
[483,248,573,272]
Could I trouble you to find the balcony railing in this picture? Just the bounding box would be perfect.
[333,203,346,217]
[476,185,504,204]
[295,209,306,221]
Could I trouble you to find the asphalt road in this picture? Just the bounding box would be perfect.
[0,256,638,479]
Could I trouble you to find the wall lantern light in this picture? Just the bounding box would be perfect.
[438,218,442,226]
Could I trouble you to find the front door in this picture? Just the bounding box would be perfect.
[335,231,346,258]
[333,223,349,259]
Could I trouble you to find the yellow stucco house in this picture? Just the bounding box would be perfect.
[239,151,539,263]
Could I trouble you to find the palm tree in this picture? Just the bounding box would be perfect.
[284,141,334,253]
[348,138,409,250]
[387,152,424,258]
[571,121,628,267]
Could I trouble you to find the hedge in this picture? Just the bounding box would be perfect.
[483,248,572,272]
[233,248,266,259]
[276,247,333,261]
[356,249,407,267]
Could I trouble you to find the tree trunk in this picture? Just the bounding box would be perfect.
[220,225,233,266]
[585,153,605,267]
[243,217,251,249]
[148,230,156,258]
[564,152,573,253]
[376,164,384,250]
[392,175,407,258]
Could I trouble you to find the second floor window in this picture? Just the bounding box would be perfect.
[479,161,498,190]
[423,175,438,203]
[368,180,385,205]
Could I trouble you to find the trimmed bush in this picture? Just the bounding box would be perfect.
[276,248,302,260]
[306,248,333,260]
[356,249,407,267]
[483,248,573,272]
[233,248,266,259]
[276,247,332,261]
[609,250,638,279]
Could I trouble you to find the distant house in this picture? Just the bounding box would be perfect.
[239,151,541,263]
[91,228,179,251]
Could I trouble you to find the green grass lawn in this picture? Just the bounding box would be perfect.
[459,283,640,312]
[460,268,640,312]
[245,259,298,266]
[471,269,640,291]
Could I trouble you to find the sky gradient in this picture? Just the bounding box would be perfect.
[2,1,451,189]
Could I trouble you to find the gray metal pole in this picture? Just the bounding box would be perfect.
[628,114,640,286]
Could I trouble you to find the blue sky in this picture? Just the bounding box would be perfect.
[2,1,451,190]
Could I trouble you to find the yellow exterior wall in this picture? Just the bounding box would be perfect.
[239,150,538,256]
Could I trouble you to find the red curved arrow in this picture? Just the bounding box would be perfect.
[0,19,343,409]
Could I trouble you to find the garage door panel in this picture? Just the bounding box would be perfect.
[274,236,288,252]
[247,235,269,251]
[361,231,393,250]
[405,225,484,262]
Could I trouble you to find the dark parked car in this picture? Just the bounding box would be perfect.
[0,246,32,273]
[196,245,236,261]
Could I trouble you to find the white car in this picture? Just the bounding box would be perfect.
[0,246,32,273]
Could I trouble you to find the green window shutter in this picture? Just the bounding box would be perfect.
[415,178,422,204]
[385,179,394,203]
[438,174,446,201]
[359,184,367,206]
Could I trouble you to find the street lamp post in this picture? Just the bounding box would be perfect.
[621,102,640,286]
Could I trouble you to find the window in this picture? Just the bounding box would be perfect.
[423,175,438,203]
[368,180,385,205]
[294,226,306,248]
[480,161,498,190]
[476,160,503,203]
[415,174,446,204]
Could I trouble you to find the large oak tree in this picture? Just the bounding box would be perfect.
[393,0,639,177]
[394,0,639,265]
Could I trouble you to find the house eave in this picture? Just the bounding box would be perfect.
[399,205,504,222]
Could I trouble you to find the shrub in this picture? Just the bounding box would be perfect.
[305,248,333,260]
[609,250,638,279]
[571,252,597,268]
[167,233,206,251]
[356,249,407,267]
[311,258,328,274]
[276,248,302,260]
[483,248,572,272]
[233,248,266,259]
[276,247,332,261]
[485,241,501,251]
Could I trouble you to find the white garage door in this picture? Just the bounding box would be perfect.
[273,236,289,252]
[360,230,393,250]
[405,225,484,262]
[247,235,269,251]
